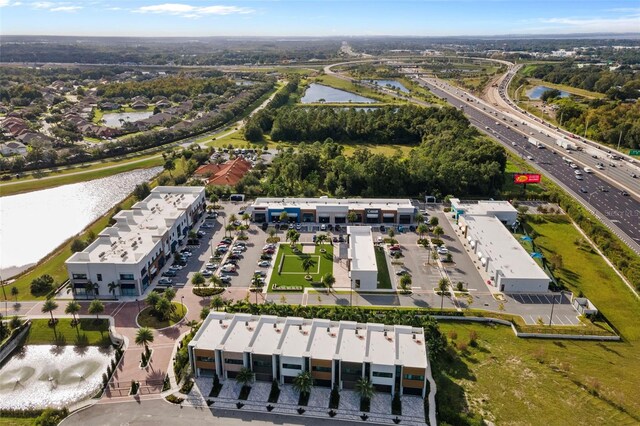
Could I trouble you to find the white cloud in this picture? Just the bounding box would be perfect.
[30,1,82,12]
[539,14,640,33]
[135,3,254,18]
[50,5,80,11]
[0,0,10,7]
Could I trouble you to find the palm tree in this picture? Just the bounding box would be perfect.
[163,159,175,177]
[289,231,300,248]
[225,224,235,238]
[437,278,449,310]
[108,282,119,299]
[192,272,205,287]
[293,371,314,398]
[267,227,276,239]
[200,307,211,321]
[347,211,358,226]
[433,226,444,238]
[229,214,238,225]
[286,228,297,242]
[415,213,424,224]
[301,256,316,276]
[185,320,199,333]
[164,287,176,303]
[210,275,222,288]
[429,216,439,227]
[416,224,429,239]
[278,211,288,224]
[235,367,255,388]
[355,377,375,403]
[400,274,412,292]
[84,281,95,300]
[211,296,224,311]
[322,272,336,289]
[135,327,154,355]
[65,300,81,326]
[316,234,327,246]
[41,299,58,324]
[155,297,172,321]
[88,299,105,322]
[10,286,18,303]
[242,213,251,227]
[145,291,161,310]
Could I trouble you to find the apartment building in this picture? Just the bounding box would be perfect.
[65,186,206,298]
[189,313,429,397]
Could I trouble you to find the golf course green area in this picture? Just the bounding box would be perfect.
[268,244,333,291]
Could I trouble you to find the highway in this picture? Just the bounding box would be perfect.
[416,77,640,254]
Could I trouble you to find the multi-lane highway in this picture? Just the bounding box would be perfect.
[417,77,640,253]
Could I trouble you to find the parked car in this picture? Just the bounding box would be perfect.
[261,222,269,230]
[220,275,232,283]
[222,237,233,244]
[206,263,218,270]
[260,254,273,261]
[320,224,327,231]
[263,249,275,254]
[395,268,409,276]
[332,237,338,243]
[162,270,177,277]
[216,246,229,253]
[221,264,236,273]
[437,246,449,255]
[158,278,173,285]
[229,254,241,260]
[201,270,213,277]
[338,235,345,242]
[258,260,271,267]
[254,270,266,277]
[379,225,386,232]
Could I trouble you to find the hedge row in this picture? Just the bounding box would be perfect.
[192,287,225,297]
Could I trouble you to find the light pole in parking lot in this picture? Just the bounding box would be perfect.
[181,296,185,317]
[549,292,558,326]
[135,298,141,314]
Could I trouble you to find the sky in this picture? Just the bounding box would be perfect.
[0,0,639,37]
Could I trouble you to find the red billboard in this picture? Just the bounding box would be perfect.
[513,173,541,184]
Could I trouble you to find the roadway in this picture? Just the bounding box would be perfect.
[416,78,640,254]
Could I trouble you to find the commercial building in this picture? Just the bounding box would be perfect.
[246,197,417,225]
[193,157,252,186]
[347,226,378,290]
[451,199,550,293]
[189,313,429,397]
[65,186,206,298]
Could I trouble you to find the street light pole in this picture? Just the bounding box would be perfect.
[136,298,141,314]
[1,276,7,317]
[549,293,557,326]
[181,296,185,317]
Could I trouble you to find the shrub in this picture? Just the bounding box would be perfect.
[192,287,225,297]
[30,275,54,295]
[210,373,222,397]
[469,330,478,347]
[457,341,468,352]
[163,375,171,392]
[9,316,22,330]
[166,394,184,404]
[272,284,303,292]
[34,408,68,426]
[180,378,194,394]
[329,385,340,409]
[448,331,458,341]
[431,238,444,246]
[392,391,402,415]
[238,385,251,400]
[268,379,280,403]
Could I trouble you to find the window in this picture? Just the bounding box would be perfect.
[224,358,244,365]
[72,273,87,280]
[197,356,215,363]
[372,371,393,378]
[312,366,332,373]
[355,280,361,289]
[404,374,424,381]
[254,359,271,368]
[119,274,134,280]
[342,367,362,375]
[282,363,302,370]
[96,274,102,281]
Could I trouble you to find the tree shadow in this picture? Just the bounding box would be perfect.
[411,298,429,308]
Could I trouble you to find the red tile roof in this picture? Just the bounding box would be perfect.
[195,157,252,186]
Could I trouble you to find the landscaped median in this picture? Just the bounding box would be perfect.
[137,302,186,329]
[267,244,333,292]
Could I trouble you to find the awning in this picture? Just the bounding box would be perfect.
[467,236,472,242]
[367,213,378,218]
[335,214,346,218]
[477,251,483,259]
[150,266,157,274]
[470,241,476,248]
[481,258,487,266]
[286,212,298,217]
[383,213,395,218]
[319,215,330,218]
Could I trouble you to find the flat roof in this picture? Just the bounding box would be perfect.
[251,197,414,211]
[450,198,517,216]
[250,317,285,356]
[224,317,260,353]
[465,215,549,280]
[279,319,312,358]
[397,329,428,369]
[191,313,233,352]
[67,186,204,265]
[307,320,340,360]
[348,227,377,272]
[338,326,367,364]
[367,328,395,365]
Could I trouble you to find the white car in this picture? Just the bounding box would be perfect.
[158,278,173,285]
[258,260,271,267]
[220,275,232,283]
[206,263,218,270]
[437,247,449,255]
[201,269,213,277]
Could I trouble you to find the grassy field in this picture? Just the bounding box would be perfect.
[375,247,392,289]
[500,156,547,197]
[137,302,186,329]
[24,318,111,346]
[0,417,35,425]
[526,78,606,99]
[268,244,333,291]
[435,321,640,425]
[0,155,163,197]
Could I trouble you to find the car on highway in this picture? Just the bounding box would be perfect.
[526,155,534,160]
[631,174,638,179]
[621,191,630,196]
[579,188,588,193]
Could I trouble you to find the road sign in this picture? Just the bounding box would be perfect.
[629,149,640,156]
[513,173,541,184]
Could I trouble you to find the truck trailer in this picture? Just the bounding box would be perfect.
[556,139,577,150]
[528,137,544,148]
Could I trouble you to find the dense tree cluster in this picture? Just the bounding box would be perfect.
[98,75,233,99]
[527,61,640,99]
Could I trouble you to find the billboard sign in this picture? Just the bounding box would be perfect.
[513,173,541,184]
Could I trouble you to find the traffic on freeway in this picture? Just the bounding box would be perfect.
[418,78,640,253]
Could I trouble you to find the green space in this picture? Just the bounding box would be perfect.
[313,75,405,104]
[137,302,187,329]
[0,417,35,426]
[435,321,640,425]
[24,318,111,346]
[268,244,333,291]
[525,78,606,99]
[374,247,392,289]
[500,156,547,197]
[524,214,640,341]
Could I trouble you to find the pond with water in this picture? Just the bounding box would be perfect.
[527,86,571,100]
[0,167,162,278]
[102,111,153,128]
[301,83,377,104]
[370,80,409,93]
[0,345,113,410]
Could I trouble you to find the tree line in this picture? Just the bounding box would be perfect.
[98,74,232,99]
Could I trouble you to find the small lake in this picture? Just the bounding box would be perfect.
[102,111,153,128]
[301,83,377,104]
[370,80,409,93]
[527,86,571,100]
[0,167,162,278]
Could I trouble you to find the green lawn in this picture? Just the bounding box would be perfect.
[500,156,547,197]
[24,318,111,346]
[0,417,37,426]
[436,321,640,425]
[374,247,392,289]
[137,302,187,329]
[525,214,640,342]
[268,244,333,291]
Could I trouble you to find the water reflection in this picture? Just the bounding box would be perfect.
[0,167,161,277]
[301,83,377,104]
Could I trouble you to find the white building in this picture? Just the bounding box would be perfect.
[246,197,417,225]
[189,313,430,397]
[347,226,378,290]
[451,199,550,293]
[65,186,206,298]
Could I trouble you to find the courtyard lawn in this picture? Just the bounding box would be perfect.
[374,247,392,289]
[137,302,187,329]
[24,318,111,347]
[268,244,333,291]
[436,321,640,425]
